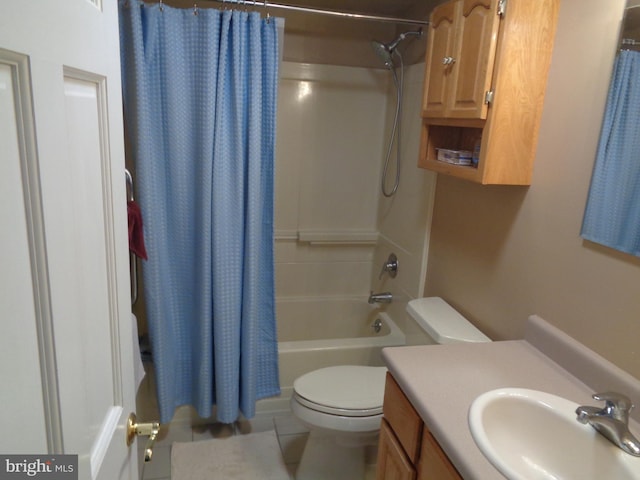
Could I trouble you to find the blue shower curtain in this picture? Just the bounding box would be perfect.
[581,50,640,256]
[119,0,280,423]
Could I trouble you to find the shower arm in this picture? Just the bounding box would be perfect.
[387,29,423,52]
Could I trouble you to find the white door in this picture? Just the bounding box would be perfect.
[0,1,139,479]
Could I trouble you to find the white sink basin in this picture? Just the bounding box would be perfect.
[468,388,640,480]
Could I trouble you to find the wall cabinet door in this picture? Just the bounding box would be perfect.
[449,0,501,118]
[422,0,501,120]
[422,1,457,117]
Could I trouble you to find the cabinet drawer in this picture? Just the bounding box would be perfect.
[383,373,423,463]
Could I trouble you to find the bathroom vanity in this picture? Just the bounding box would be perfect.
[376,373,462,479]
[376,315,640,479]
[418,0,560,185]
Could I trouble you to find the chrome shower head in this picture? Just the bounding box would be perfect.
[371,40,395,69]
[372,28,423,69]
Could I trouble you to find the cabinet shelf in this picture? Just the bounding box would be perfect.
[419,123,483,182]
[420,158,481,183]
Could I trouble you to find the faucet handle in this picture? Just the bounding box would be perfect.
[378,253,398,279]
[593,392,634,421]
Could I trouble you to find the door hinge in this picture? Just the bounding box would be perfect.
[484,90,495,105]
[497,0,507,17]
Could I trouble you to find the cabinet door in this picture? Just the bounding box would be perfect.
[376,419,417,480]
[422,1,457,117]
[383,373,423,463]
[422,0,501,120]
[448,0,501,119]
[417,430,463,480]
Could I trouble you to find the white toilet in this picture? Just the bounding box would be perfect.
[290,297,491,480]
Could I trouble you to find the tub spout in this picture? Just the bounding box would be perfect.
[368,291,393,304]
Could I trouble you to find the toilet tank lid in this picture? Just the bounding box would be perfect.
[406,297,491,344]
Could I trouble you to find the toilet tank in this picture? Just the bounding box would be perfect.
[406,297,491,344]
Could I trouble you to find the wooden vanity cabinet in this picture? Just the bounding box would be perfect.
[419,0,560,185]
[376,373,462,480]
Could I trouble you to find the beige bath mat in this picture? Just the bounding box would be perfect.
[171,430,290,480]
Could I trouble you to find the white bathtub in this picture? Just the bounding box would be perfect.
[256,298,406,413]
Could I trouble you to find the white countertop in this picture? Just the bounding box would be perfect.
[381,315,640,480]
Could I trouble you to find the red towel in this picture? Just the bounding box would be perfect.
[127,200,148,260]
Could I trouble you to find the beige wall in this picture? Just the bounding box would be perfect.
[425,0,640,379]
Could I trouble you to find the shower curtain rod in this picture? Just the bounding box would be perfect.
[206,0,430,26]
[621,38,640,51]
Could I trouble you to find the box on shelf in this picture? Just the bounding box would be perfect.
[436,148,473,166]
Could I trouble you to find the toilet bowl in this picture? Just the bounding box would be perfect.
[291,365,386,480]
[290,297,491,480]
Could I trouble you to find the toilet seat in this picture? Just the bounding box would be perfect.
[293,392,382,417]
[292,366,387,417]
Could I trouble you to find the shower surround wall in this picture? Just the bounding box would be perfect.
[274,62,388,302]
[274,61,438,360]
[372,62,438,345]
[271,61,390,413]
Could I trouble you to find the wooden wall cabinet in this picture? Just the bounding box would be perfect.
[375,373,462,480]
[418,0,560,185]
[422,0,500,120]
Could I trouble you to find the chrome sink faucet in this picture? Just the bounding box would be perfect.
[575,391,640,456]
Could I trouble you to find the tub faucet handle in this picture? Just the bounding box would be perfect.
[378,253,398,279]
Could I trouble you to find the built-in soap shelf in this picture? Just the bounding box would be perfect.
[274,229,379,245]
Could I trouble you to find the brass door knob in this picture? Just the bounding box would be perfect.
[126,413,160,462]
